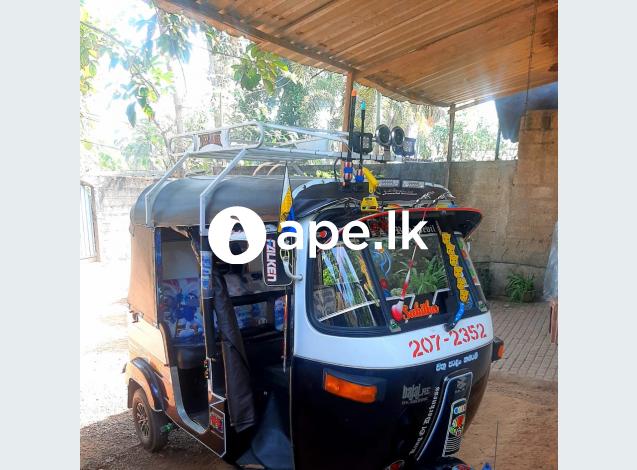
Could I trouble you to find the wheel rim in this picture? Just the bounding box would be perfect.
[135,402,150,439]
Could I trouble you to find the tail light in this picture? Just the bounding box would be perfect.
[492,337,505,362]
[323,372,378,403]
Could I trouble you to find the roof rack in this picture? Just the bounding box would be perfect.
[144,121,351,232]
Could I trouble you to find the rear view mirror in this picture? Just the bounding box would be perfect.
[262,233,294,286]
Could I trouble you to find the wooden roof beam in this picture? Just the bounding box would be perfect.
[269,0,340,35]
[356,0,536,79]
[358,76,450,108]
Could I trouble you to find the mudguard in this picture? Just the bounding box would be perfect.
[125,357,166,412]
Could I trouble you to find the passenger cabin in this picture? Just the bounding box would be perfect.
[128,176,316,431]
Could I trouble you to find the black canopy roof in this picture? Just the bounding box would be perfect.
[131,175,453,228]
[131,175,311,227]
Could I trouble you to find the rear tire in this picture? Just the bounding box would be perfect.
[132,388,168,452]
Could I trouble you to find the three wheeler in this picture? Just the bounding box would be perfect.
[124,121,503,470]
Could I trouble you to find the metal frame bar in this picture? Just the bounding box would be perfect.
[144,152,190,226]
[199,148,247,236]
[144,121,352,228]
[168,121,347,157]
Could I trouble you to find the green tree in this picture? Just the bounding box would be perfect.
[80,1,288,170]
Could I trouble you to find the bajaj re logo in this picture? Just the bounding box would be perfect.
[402,384,431,405]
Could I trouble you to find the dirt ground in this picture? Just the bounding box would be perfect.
[458,374,557,469]
[80,261,557,469]
[80,373,556,470]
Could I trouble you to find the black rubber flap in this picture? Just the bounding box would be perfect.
[237,393,293,470]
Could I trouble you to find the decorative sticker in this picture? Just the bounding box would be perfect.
[449,413,465,437]
[408,386,441,456]
[443,398,467,456]
[441,232,470,306]
[201,250,213,299]
[399,300,440,320]
[209,407,225,440]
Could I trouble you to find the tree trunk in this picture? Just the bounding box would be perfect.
[205,35,222,128]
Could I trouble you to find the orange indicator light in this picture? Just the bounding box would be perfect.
[323,373,377,403]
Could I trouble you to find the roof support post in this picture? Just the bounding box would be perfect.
[495,123,502,160]
[445,104,456,189]
[375,89,382,129]
[447,104,456,163]
[342,71,355,132]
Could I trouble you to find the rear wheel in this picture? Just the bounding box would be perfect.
[132,388,168,452]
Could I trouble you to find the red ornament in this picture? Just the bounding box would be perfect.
[391,304,403,321]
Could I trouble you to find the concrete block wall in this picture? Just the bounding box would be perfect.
[81,174,158,261]
[450,110,558,297]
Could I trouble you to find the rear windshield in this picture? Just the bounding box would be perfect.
[370,235,454,320]
[310,229,488,335]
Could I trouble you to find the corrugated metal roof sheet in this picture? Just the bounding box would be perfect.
[157,0,557,107]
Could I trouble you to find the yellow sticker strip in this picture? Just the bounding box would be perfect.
[442,231,470,304]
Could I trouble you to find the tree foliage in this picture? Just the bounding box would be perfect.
[80,1,293,171]
[232,44,288,94]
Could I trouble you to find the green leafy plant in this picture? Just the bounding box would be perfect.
[392,256,447,295]
[505,272,535,302]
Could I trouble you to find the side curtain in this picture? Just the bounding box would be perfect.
[213,270,256,432]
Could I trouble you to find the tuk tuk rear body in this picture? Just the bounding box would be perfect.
[124,131,501,469]
[289,205,496,469]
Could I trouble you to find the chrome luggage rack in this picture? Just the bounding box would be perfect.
[144,121,353,232]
